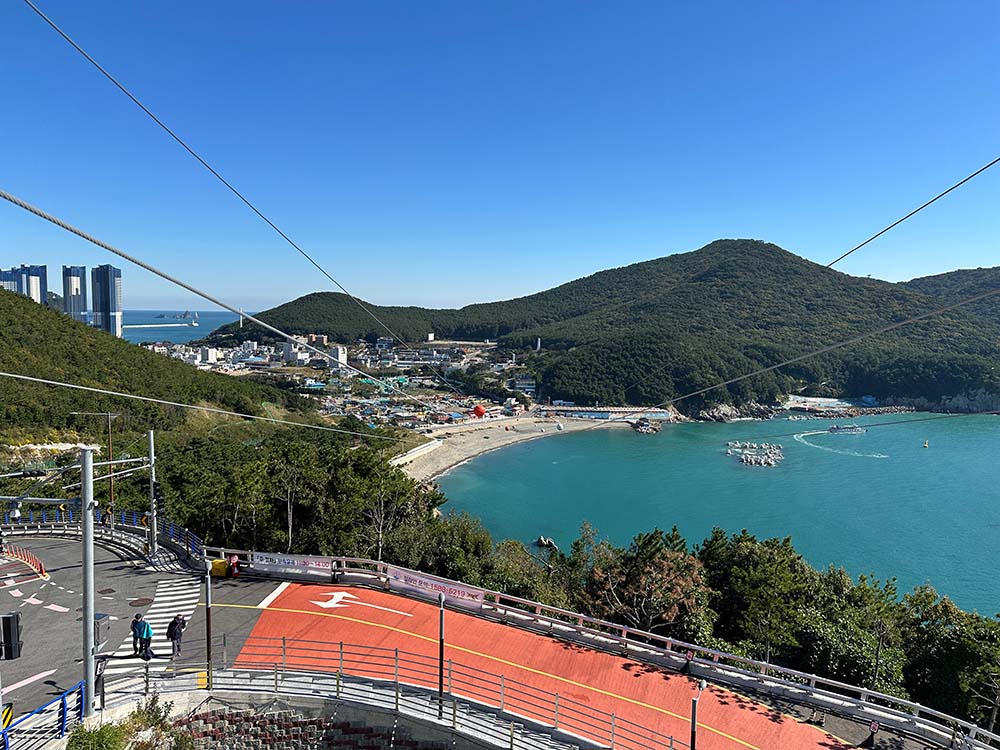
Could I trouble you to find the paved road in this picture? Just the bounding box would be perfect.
[0,537,158,712]
[3,538,280,719]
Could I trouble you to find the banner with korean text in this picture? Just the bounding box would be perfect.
[386,565,486,608]
[251,552,333,580]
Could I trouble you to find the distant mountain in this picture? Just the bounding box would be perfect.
[203,240,1000,411]
[0,289,306,432]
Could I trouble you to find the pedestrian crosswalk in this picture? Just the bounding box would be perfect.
[102,577,201,675]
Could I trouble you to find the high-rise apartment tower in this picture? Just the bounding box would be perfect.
[91,264,123,337]
[62,265,88,323]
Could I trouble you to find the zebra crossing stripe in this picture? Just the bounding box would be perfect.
[102,577,201,676]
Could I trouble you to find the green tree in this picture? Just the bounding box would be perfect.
[585,529,709,635]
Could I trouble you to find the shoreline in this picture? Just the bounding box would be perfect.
[399,404,938,483]
[400,416,626,482]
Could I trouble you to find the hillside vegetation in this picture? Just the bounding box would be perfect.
[0,289,307,434]
[204,240,1000,411]
[901,266,1000,326]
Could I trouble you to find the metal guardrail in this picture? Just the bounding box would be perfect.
[0,680,85,750]
[103,637,687,750]
[7,520,999,749]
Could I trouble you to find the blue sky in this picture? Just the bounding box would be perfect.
[2,1,998,310]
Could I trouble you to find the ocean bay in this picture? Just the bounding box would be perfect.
[121,310,241,344]
[438,413,1000,615]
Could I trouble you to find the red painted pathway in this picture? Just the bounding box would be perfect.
[235,583,849,750]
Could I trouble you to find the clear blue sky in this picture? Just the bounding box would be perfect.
[2,1,998,310]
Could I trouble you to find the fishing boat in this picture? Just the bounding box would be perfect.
[828,424,866,434]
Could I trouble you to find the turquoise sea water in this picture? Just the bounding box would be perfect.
[438,414,1000,615]
[122,310,242,344]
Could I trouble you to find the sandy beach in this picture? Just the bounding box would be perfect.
[398,415,621,482]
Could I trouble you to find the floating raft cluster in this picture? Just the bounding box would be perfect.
[726,440,784,467]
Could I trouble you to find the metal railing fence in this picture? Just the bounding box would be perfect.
[0,680,84,750]
[102,637,688,750]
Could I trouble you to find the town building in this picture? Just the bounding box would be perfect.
[329,345,348,367]
[510,375,537,397]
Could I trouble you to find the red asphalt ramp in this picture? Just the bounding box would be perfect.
[235,583,849,750]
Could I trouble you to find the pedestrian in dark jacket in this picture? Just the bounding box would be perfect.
[130,613,144,656]
[166,614,186,659]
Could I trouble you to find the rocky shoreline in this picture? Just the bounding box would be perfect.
[693,394,1000,424]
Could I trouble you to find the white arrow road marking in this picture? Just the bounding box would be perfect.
[3,669,57,694]
[310,591,412,617]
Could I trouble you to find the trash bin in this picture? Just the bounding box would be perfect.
[210,558,229,577]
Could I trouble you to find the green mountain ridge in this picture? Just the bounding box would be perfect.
[0,289,307,434]
[203,240,1000,410]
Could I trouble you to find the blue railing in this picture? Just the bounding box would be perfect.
[1,680,85,750]
[3,510,205,558]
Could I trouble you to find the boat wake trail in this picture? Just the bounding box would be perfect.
[793,431,889,459]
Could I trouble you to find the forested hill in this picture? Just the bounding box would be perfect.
[0,289,306,433]
[900,267,1000,325]
[203,240,1000,409]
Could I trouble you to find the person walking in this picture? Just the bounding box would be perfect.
[166,614,187,660]
[137,617,154,660]
[130,613,144,656]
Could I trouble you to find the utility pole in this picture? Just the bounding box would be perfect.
[148,431,158,555]
[81,448,95,718]
[106,413,114,530]
[69,412,119,529]
[204,559,213,689]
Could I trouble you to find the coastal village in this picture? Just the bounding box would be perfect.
[138,332,921,480]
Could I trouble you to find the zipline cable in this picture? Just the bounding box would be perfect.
[21,0,465,398]
[0,370,404,442]
[0,188,442,413]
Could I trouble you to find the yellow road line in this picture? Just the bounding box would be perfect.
[208,601,760,750]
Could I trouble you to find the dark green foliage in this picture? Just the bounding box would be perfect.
[902,266,1000,325]
[899,585,1000,719]
[141,427,443,555]
[201,241,1000,411]
[0,289,306,431]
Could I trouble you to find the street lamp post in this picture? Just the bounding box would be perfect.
[69,412,120,529]
[691,679,707,750]
[81,448,96,718]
